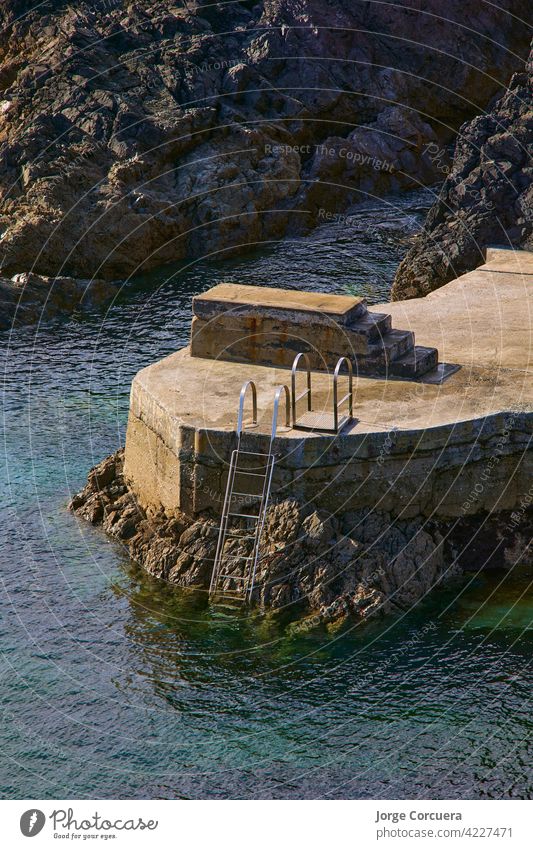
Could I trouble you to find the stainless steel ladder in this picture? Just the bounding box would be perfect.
[209,382,290,603]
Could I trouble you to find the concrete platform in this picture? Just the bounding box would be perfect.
[124,248,533,520]
[130,345,531,438]
[381,248,533,373]
[193,282,366,324]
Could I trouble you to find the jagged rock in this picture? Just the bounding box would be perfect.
[392,39,533,299]
[67,449,533,628]
[0,0,529,299]
[0,270,118,329]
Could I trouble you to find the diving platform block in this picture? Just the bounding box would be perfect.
[191,283,437,378]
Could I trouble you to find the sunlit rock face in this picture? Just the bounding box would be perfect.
[0,0,529,286]
[70,447,533,626]
[392,39,533,300]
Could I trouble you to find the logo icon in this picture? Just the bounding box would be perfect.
[20,810,46,837]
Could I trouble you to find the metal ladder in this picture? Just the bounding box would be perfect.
[209,381,291,603]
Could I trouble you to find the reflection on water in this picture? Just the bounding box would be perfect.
[1,188,532,799]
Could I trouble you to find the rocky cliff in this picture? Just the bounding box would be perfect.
[392,39,533,299]
[0,0,529,298]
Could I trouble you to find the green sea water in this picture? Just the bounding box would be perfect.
[1,190,532,799]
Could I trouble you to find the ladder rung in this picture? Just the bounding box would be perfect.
[234,469,268,477]
[231,491,261,498]
[212,530,256,538]
[216,595,245,601]
[237,450,272,457]
[227,534,256,540]
[222,555,252,562]
[228,512,260,520]
[216,574,247,580]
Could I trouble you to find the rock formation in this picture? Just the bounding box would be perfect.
[392,39,533,299]
[0,270,118,328]
[0,0,529,294]
[70,449,532,629]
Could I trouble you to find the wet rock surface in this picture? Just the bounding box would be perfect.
[0,0,529,292]
[69,449,532,627]
[392,39,533,299]
[0,270,118,329]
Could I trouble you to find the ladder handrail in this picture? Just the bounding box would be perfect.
[246,383,288,600]
[271,384,291,442]
[290,352,312,427]
[245,452,275,602]
[333,356,353,433]
[237,379,257,437]
[209,448,239,596]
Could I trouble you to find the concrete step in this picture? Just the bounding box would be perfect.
[348,311,392,341]
[193,282,368,325]
[189,282,440,379]
[367,329,415,364]
[389,345,439,378]
[353,329,415,375]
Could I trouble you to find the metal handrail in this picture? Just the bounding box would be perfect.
[245,451,275,603]
[246,385,289,601]
[236,379,257,437]
[209,446,239,596]
[333,356,353,432]
[271,384,291,442]
[291,352,312,427]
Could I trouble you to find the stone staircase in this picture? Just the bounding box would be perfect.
[191,283,438,379]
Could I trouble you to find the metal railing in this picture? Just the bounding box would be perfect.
[236,379,257,437]
[271,384,291,439]
[291,353,353,433]
[210,364,355,601]
[333,356,353,433]
[291,352,312,427]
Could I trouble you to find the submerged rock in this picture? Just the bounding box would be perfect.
[69,449,532,628]
[392,38,533,299]
[0,271,118,329]
[0,1,529,291]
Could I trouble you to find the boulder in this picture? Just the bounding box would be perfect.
[0,0,529,297]
[0,270,118,329]
[392,39,533,299]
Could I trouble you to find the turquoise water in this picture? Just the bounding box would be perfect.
[1,190,532,799]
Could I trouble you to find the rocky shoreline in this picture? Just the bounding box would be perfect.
[0,270,119,329]
[0,1,530,323]
[392,38,533,299]
[69,450,533,628]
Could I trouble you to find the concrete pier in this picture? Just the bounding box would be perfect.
[123,247,533,521]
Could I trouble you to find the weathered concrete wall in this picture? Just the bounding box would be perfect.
[124,399,532,521]
[189,313,418,372]
[71,448,533,623]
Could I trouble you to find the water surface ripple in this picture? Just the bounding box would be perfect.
[1,191,532,799]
